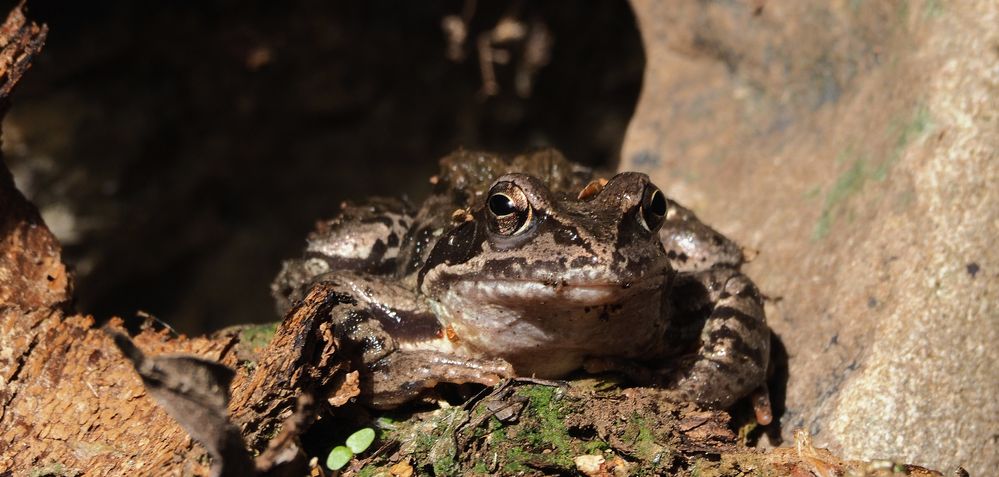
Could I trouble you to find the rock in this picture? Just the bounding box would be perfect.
[622,1,998,475]
[574,454,606,475]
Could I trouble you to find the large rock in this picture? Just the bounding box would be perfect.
[622,1,997,474]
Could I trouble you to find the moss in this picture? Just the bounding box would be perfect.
[923,0,943,18]
[814,158,868,239]
[889,106,931,164]
[431,454,460,476]
[501,447,531,474]
[582,439,610,454]
[814,105,931,239]
[355,465,380,477]
[621,413,662,461]
[29,463,78,477]
[469,460,491,475]
[237,359,257,374]
[239,321,278,350]
[397,406,466,476]
[737,421,758,447]
[445,385,579,474]
[514,385,574,467]
[689,458,705,477]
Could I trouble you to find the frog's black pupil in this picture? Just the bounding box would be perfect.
[648,190,667,216]
[488,193,517,216]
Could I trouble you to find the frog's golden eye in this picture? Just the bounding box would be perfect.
[486,182,533,236]
[638,186,668,232]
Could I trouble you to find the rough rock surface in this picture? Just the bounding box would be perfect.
[622,1,997,474]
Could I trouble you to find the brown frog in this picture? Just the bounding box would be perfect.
[273,149,772,423]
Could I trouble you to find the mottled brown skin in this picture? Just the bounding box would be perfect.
[273,149,771,421]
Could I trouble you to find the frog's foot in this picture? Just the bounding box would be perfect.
[586,356,773,425]
[366,350,515,409]
[749,383,773,425]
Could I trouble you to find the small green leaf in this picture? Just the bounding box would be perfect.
[345,427,376,454]
[375,416,398,429]
[326,445,353,471]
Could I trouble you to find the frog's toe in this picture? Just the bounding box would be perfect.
[367,351,515,408]
[750,384,773,426]
[441,356,515,386]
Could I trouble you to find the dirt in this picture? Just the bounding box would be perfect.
[328,383,943,477]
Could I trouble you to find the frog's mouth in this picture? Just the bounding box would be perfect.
[451,278,659,307]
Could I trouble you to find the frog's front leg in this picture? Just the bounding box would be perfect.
[583,267,771,422]
[316,272,514,409]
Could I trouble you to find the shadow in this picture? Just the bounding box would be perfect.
[9,0,645,335]
[761,332,789,443]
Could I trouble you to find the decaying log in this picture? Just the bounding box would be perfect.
[228,282,353,452]
[0,5,238,474]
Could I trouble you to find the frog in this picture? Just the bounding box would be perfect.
[272,148,772,424]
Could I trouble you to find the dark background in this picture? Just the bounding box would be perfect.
[4,0,644,334]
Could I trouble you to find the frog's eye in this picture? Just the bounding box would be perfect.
[638,186,667,232]
[486,183,533,236]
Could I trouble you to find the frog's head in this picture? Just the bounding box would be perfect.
[418,171,675,375]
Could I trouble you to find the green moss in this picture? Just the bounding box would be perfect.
[803,186,822,200]
[29,463,78,477]
[355,465,379,477]
[582,439,610,454]
[621,413,663,461]
[895,0,944,20]
[814,158,868,239]
[515,386,574,467]
[470,460,491,475]
[452,385,581,474]
[431,454,460,476]
[240,321,278,350]
[737,421,758,447]
[403,407,466,476]
[689,458,705,477]
[923,0,943,18]
[897,0,910,21]
[237,359,257,373]
[502,447,531,474]
[814,105,932,239]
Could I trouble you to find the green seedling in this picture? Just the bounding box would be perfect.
[326,446,353,471]
[326,427,377,471]
[346,427,376,454]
